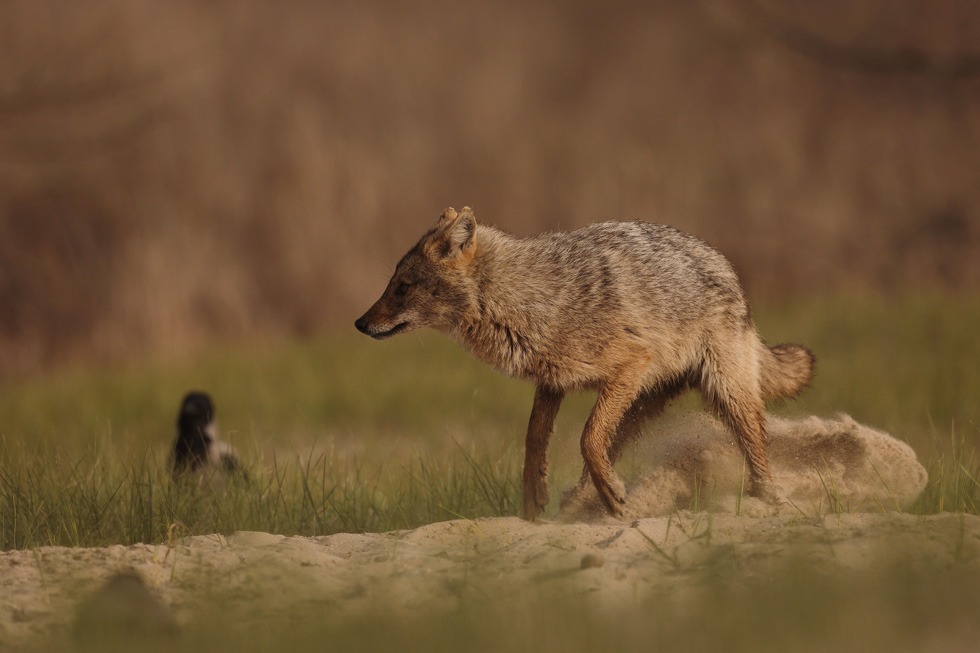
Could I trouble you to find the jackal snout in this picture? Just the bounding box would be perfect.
[353,314,377,337]
[354,270,428,340]
[354,303,411,340]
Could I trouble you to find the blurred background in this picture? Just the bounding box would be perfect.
[1,0,979,381]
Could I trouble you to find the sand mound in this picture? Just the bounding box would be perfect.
[559,414,928,522]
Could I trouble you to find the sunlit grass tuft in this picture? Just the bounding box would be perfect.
[913,424,980,515]
[0,441,521,550]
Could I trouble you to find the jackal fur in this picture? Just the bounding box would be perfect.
[355,207,814,519]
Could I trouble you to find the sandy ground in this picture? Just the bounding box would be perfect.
[2,415,977,649]
[4,513,980,649]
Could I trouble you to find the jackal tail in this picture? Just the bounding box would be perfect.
[760,343,815,401]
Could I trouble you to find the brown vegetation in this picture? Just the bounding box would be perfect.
[2,0,979,379]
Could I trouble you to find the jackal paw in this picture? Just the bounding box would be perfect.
[595,477,628,518]
[749,478,784,505]
[521,480,550,521]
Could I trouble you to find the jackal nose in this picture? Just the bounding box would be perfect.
[354,315,370,334]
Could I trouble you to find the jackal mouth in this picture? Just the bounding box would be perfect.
[372,321,411,340]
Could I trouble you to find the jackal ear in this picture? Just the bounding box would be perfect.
[431,206,477,261]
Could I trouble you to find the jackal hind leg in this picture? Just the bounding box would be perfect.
[701,346,777,502]
[522,385,564,520]
[716,396,778,501]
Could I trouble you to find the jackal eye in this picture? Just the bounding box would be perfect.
[393,282,410,297]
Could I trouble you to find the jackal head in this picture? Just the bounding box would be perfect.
[355,207,479,340]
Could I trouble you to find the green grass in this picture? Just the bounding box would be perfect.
[1,293,979,550]
[754,292,980,442]
[0,442,523,551]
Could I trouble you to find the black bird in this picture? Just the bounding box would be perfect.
[171,391,245,479]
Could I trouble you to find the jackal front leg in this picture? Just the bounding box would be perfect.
[522,385,564,520]
[581,380,642,518]
[560,383,684,511]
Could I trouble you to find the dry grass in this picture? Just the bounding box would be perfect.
[1,0,979,380]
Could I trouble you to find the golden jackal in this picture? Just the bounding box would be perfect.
[355,207,814,519]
